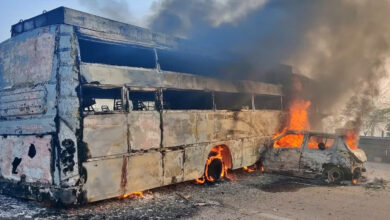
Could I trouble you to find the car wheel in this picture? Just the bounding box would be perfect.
[352,168,361,184]
[327,167,344,184]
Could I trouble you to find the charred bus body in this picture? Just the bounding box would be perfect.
[0,7,283,204]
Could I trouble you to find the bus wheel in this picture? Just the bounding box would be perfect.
[205,156,224,183]
[327,167,344,184]
[196,146,231,184]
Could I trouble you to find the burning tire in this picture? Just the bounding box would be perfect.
[327,167,344,184]
[196,145,232,184]
[205,156,224,183]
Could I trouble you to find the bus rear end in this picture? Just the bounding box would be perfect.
[0,25,66,201]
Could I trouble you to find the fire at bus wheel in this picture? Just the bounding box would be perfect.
[196,145,232,184]
[327,167,345,184]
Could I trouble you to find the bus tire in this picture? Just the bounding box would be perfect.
[205,157,223,184]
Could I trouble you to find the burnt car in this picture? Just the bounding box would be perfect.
[260,130,367,183]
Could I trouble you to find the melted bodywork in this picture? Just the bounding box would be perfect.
[0,7,283,204]
[261,130,367,181]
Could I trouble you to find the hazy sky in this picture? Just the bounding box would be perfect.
[0,0,156,42]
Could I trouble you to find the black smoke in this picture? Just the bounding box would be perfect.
[148,0,390,132]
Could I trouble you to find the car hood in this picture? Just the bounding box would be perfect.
[349,149,367,163]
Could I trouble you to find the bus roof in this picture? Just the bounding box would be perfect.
[11,7,180,49]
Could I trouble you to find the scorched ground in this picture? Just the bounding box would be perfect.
[0,162,388,220]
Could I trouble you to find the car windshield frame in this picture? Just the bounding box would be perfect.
[306,135,336,150]
[272,130,342,149]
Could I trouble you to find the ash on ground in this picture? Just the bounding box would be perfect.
[1,162,389,220]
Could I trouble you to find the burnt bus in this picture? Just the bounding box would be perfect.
[0,7,283,204]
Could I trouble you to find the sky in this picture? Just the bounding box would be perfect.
[0,0,156,43]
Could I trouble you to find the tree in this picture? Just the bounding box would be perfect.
[361,108,390,136]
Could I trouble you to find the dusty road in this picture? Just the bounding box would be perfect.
[0,162,389,220]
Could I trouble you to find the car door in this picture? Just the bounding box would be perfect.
[263,133,305,175]
[300,135,336,177]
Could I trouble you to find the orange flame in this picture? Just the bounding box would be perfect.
[119,191,145,199]
[307,136,334,149]
[352,179,358,185]
[196,146,229,184]
[195,177,205,184]
[346,130,358,150]
[243,166,256,173]
[273,99,311,148]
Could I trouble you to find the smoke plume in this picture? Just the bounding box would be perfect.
[149,0,390,133]
[79,0,133,23]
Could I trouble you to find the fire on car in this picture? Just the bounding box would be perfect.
[260,130,367,184]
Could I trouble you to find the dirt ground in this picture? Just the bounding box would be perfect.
[0,162,389,220]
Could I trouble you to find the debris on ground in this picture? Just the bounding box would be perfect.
[365,178,387,190]
[0,163,389,219]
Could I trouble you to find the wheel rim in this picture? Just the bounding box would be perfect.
[328,168,344,183]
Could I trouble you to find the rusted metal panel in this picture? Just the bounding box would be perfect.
[242,138,259,167]
[83,157,124,202]
[83,114,128,158]
[55,25,82,188]
[251,110,282,136]
[0,118,56,135]
[0,24,58,139]
[57,121,80,187]
[162,71,211,91]
[57,25,81,131]
[128,111,161,151]
[241,137,270,168]
[300,149,334,176]
[163,111,275,148]
[0,95,44,111]
[183,144,207,181]
[79,63,283,96]
[0,27,56,89]
[0,84,57,135]
[0,99,45,117]
[80,63,158,86]
[264,148,302,174]
[0,26,58,134]
[77,28,175,49]
[196,111,215,143]
[0,87,45,103]
[163,150,184,185]
[214,111,253,140]
[163,111,197,147]
[0,135,52,184]
[11,7,179,48]
[66,11,179,48]
[84,152,165,202]
[126,152,163,193]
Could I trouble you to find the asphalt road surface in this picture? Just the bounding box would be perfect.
[0,162,389,220]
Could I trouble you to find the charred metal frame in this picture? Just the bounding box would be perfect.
[261,130,367,181]
[0,7,284,204]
